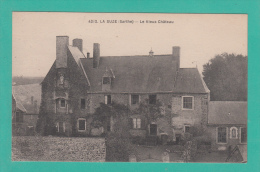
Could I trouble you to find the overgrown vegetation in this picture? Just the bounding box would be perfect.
[91,103,136,161]
[133,99,164,124]
[202,53,247,101]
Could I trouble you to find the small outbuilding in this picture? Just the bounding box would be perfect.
[207,101,247,151]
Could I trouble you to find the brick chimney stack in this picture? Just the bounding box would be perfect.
[93,43,100,68]
[172,46,180,70]
[56,36,69,68]
[73,38,83,52]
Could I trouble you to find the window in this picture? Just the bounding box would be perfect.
[103,77,110,84]
[230,127,238,139]
[56,122,65,132]
[131,95,139,105]
[149,95,157,104]
[240,127,247,143]
[133,118,141,129]
[217,127,227,143]
[184,125,190,133]
[81,99,86,109]
[78,118,86,131]
[105,95,112,105]
[60,99,66,108]
[182,96,193,110]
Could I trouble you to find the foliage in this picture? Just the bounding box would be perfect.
[189,125,204,137]
[96,103,136,162]
[181,139,197,162]
[35,98,47,135]
[91,102,131,128]
[36,96,56,136]
[133,99,164,123]
[202,53,247,101]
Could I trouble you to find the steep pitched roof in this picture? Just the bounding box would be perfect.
[80,55,178,93]
[42,46,90,86]
[208,101,247,125]
[80,56,209,94]
[173,68,210,93]
[68,46,90,86]
[12,84,41,114]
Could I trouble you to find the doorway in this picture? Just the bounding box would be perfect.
[149,124,157,136]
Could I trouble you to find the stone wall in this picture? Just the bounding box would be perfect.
[86,92,209,140]
[12,136,106,162]
[171,93,209,135]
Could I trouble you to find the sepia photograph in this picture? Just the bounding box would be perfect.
[12,12,248,163]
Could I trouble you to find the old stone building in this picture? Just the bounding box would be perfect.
[40,36,210,142]
[12,84,41,136]
[207,101,247,151]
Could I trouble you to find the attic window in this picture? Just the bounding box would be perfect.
[103,77,111,84]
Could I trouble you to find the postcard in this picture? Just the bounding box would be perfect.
[11,12,247,163]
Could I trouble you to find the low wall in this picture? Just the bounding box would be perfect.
[12,136,106,162]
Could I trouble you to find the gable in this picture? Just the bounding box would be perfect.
[173,68,209,93]
[42,46,90,88]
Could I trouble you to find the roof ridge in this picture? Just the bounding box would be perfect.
[80,54,172,59]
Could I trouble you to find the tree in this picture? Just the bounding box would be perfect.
[134,99,164,124]
[91,102,136,162]
[202,53,247,101]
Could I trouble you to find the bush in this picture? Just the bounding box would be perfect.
[106,132,136,162]
[105,111,137,162]
[132,136,145,145]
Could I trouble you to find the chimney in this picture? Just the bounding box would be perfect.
[93,43,100,68]
[73,38,83,52]
[87,52,90,58]
[56,36,69,68]
[172,46,180,70]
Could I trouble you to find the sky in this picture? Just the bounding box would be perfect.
[12,12,247,77]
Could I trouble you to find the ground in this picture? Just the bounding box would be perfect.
[194,151,228,163]
[135,145,184,162]
[12,136,229,162]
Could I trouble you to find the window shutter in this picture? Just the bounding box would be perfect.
[128,118,133,129]
[105,95,107,104]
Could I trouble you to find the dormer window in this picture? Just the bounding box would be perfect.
[102,68,115,92]
[103,77,111,85]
